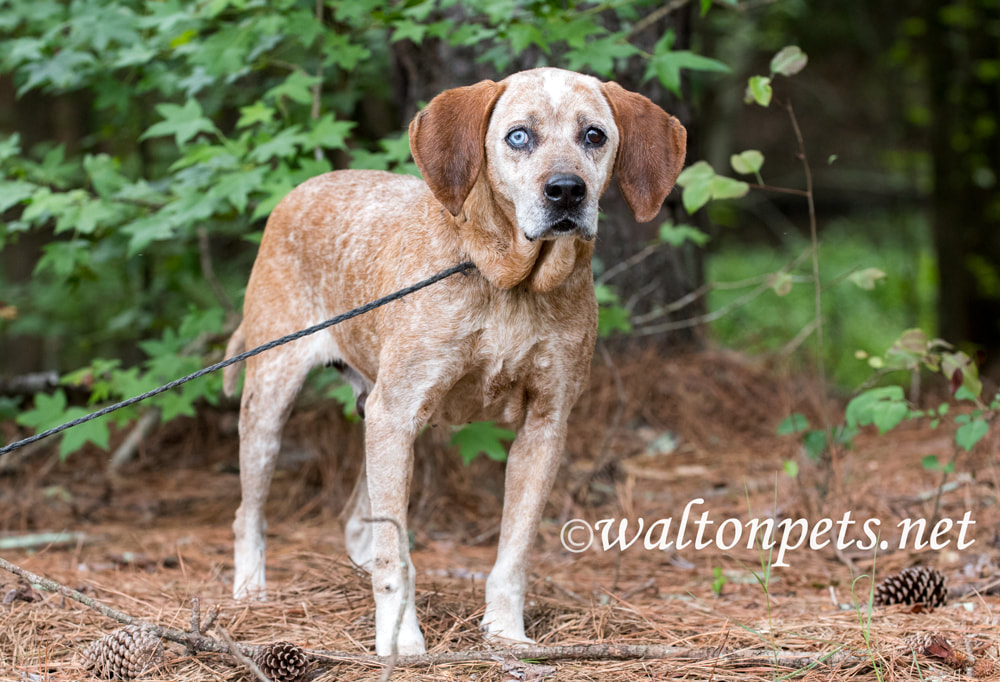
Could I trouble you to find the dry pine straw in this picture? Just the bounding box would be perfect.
[1,350,999,681]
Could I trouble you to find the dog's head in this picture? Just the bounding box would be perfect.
[409,67,687,241]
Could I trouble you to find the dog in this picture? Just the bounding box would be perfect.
[222,67,686,656]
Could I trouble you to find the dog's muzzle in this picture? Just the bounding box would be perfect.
[530,172,593,240]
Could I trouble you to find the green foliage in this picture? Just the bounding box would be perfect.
[729,149,764,176]
[745,45,807,107]
[676,161,750,214]
[779,327,997,468]
[775,413,809,435]
[711,566,727,596]
[658,221,709,247]
[450,421,515,465]
[708,214,936,387]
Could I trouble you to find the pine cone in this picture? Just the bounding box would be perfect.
[82,625,164,680]
[875,566,947,608]
[903,632,936,655]
[252,641,309,682]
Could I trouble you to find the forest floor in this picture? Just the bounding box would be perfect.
[0,348,998,681]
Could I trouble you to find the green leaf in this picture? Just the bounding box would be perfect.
[142,100,216,147]
[593,283,620,305]
[770,271,793,296]
[306,114,356,151]
[248,127,309,163]
[18,50,96,95]
[264,71,322,106]
[746,76,772,107]
[0,133,22,163]
[676,162,747,212]
[802,430,827,461]
[941,351,982,399]
[506,22,548,54]
[955,419,988,452]
[770,45,808,76]
[676,161,715,186]
[871,400,908,434]
[921,454,954,473]
[847,267,887,290]
[565,37,638,77]
[16,390,110,459]
[598,304,631,336]
[323,33,371,70]
[681,180,712,214]
[0,181,38,214]
[730,150,764,175]
[208,168,267,213]
[35,239,89,278]
[776,413,810,435]
[391,19,427,43]
[845,386,905,430]
[783,459,799,477]
[644,48,730,97]
[237,102,276,129]
[658,222,709,247]
[711,565,726,595]
[450,421,515,465]
[709,175,749,200]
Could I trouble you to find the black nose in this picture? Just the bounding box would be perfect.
[543,173,586,209]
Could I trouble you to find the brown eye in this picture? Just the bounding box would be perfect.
[584,127,607,147]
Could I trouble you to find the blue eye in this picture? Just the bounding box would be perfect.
[506,128,530,149]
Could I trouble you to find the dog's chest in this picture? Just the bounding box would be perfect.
[432,293,563,428]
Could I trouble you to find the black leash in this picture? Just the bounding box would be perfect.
[0,261,477,457]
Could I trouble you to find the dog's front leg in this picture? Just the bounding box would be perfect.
[364,392,426,657]
[482,413,568,644]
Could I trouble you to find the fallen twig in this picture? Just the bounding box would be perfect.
[306,642,866,670]
[0,532,88,551]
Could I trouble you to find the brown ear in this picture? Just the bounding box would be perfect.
[601,81,687,223]
[408,80,506,216]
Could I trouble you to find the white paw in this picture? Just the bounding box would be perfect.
[376,621,426,656]
[480,613,533,646]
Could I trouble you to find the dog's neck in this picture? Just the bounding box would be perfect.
[450,176,593,292]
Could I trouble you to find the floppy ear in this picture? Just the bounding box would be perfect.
[600,81,687,223]
[409,80,506,216]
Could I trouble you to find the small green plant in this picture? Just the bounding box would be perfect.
[449,421,515,465]
[711,565,727,596]
[779,327,996,466]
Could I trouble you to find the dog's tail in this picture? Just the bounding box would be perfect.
[222,322,245,398]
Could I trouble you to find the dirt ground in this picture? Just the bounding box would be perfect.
[1,349,998,681]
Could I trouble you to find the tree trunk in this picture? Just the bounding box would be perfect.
[924,0,1000,369]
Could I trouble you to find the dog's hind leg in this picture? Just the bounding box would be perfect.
[341,458,373,571]
[232,343,315,600]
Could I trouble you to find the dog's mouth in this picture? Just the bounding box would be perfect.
[550,218,578,233]
[527,216,594,242]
